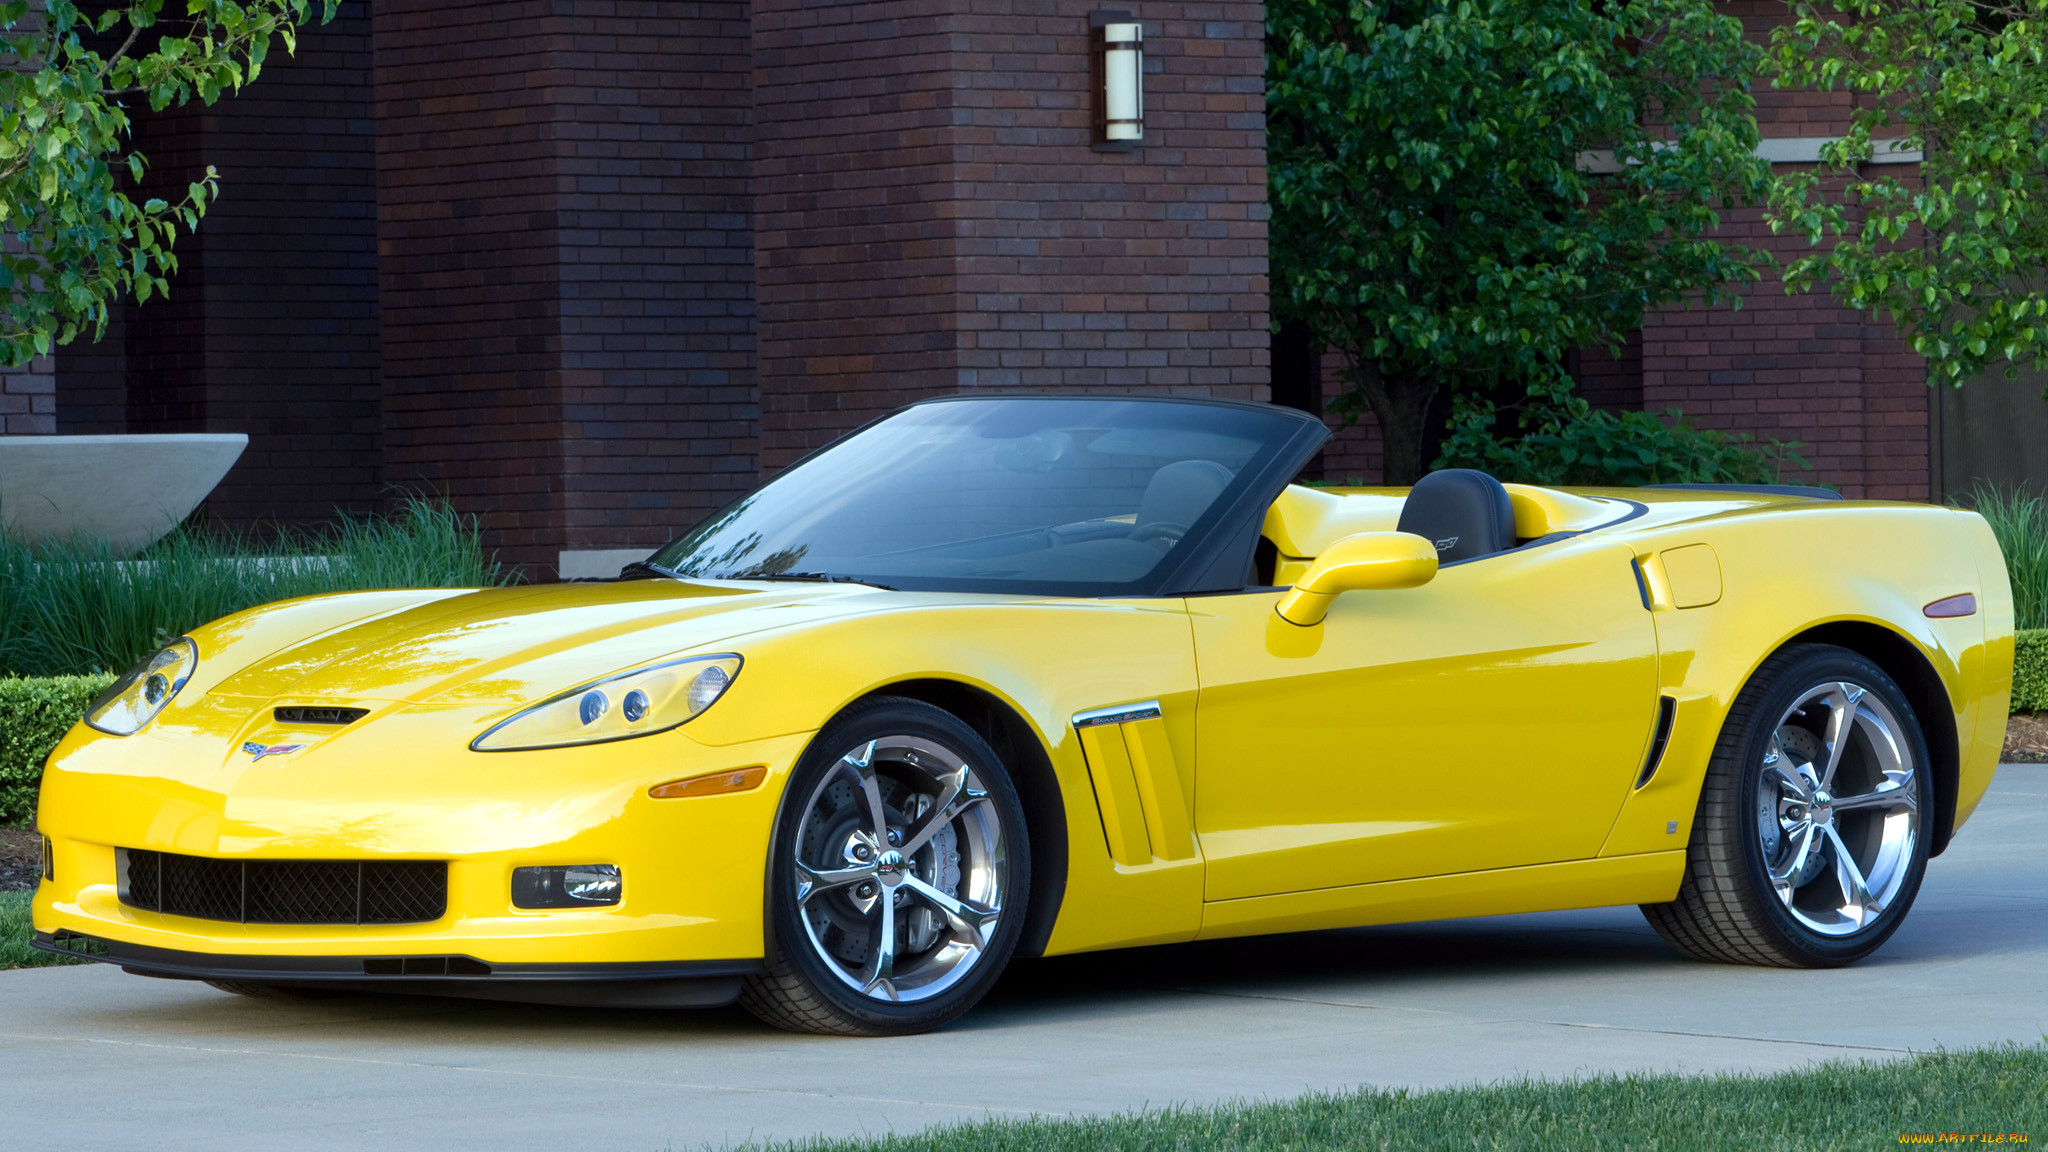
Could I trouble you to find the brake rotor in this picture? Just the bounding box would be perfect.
[1770,724,1828,888]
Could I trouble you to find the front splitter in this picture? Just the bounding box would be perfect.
[35,931,762,1008]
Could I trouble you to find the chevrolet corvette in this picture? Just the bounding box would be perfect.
[32,395,2013,1035]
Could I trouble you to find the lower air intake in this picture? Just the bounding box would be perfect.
[117,849,446,925]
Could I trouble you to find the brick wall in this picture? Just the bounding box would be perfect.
[113,102,210,438]
[750,0,962,468]
[1641,204,1929,500]
[49,313,126,431]
[376,0,757,574]
[1573,331,1645,413]
[52,8,385,526]
[374,0,573,569]
[1634,0,1930,501]
[1318,247,1927,498]
[553,0,757,554]
[190,5,383,524]
[3,1,59,435]
[752,0,1270,472]
[0,355,55,434]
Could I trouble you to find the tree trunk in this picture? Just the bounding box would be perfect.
[1352,361,1438,487]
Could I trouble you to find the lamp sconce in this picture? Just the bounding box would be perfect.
[1092,11,1142,152]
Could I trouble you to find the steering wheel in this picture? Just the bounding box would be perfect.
[1129,521,1187,548]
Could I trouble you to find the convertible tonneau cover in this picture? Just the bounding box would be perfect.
[1643,483,1844,500]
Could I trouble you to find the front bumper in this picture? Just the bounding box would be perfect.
[34,714,814,970]
[34,931,758,1007]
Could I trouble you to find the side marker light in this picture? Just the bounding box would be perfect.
[1923,593,1978,619]
[649,765,767,800]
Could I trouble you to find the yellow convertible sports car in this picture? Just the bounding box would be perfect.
[32,395,2012,1035]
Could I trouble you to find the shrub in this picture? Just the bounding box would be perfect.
[1435,395,1810,488]
[0,496,508,679]
[2013,631,2048,713]
[0,675,115,825]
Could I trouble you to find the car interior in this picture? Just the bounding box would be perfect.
[1251,470,1627,587]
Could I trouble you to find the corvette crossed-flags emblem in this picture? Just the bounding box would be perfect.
[242,741,306,762]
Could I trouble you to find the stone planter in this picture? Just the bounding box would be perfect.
[0,433,248,555]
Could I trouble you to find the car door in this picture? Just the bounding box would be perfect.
[1188,535,1659,902]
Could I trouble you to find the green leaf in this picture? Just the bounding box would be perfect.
[1269,0,1771,474]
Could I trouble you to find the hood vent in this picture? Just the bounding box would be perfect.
[274,706,369,726]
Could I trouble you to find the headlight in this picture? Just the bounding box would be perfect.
[86,638,199,736]
[471,654,742,752]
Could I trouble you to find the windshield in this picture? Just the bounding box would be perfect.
[649,397,1313,595]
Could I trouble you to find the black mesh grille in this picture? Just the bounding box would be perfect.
[361,861,447,924]
[161,854,241,921]
[246,862,359,924]
[118,849,445,925]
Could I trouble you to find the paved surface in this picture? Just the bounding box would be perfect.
[5,770,2046,1152]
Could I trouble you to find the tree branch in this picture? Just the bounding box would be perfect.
[95,19,144,83]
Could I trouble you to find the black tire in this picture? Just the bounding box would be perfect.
[205,981,348,1000]
[1642,643,1934,967]
[740,698,1031,1036]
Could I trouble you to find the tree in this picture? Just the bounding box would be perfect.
[1767,0,2048,389]
[1267,0,1772,483]
[1,0,336,366]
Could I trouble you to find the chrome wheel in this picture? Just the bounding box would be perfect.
[1756,680,1920,937]
[790,734,1007,1003]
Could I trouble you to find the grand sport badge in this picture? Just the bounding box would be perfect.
[241,741,306,762]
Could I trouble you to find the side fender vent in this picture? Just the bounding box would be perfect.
[1636,696,1678,789]
[1071,702,1194,866]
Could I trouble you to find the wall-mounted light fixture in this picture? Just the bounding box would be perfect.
[1092,11,1142,151]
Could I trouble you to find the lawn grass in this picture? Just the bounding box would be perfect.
[0,888,83,970]
[749,1045,2047,1152]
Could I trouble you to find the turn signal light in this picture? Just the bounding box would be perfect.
[648,766,766,800]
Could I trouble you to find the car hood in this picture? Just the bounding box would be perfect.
[202,579,902,707]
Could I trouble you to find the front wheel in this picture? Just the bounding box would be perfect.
[740,698,1030,1035]
[1642,643,1932,967]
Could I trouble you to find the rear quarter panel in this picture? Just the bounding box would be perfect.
[1598,501,2010,859]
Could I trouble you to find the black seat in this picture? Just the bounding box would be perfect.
[1395,468,1516,564]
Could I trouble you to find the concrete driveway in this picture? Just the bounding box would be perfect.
[5,769,2045,1152]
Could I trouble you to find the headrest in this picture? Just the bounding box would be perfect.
[1138,459,1234,528]
[1394,468,1516,564]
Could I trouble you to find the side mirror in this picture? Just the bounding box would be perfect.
[1273,531,1438,626]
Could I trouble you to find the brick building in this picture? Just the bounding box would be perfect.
[19,1,2001,577]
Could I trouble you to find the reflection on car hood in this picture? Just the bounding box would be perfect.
[204,579,901,705]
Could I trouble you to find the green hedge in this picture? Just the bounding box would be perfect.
[0,674,115,826]
[2015,630,2048,712]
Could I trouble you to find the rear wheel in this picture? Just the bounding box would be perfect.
[1643,644,1931,967]
[740,698,1029,1035]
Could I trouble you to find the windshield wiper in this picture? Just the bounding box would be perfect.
[617,559,682,581]
[744,571,898,591]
